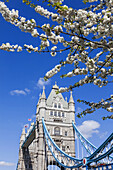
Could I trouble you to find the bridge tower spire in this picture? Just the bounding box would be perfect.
[20,128,26,146]
[18,127,26,170]
[69,91,75,122]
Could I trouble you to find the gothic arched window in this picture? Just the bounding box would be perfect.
[65,131,67,136]
[62,112,64,117]
[54,127,60,135]
[58,111,61,117]
[54,103,57,108]
[50,111,53,116]
[58,103,61,108]
[54,111,57,116]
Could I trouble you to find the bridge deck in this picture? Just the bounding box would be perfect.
[22,125,35,148]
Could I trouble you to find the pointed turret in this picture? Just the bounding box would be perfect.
[20,127,26,147]
[69,91,74,104]
[69,91,75,112]
[41,86,46,99]
[40,86,46,104]
[21,128,26,140]
[38,86,46,120]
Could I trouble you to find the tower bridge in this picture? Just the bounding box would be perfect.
[17,84,113,170]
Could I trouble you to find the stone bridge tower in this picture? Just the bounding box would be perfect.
[17,83,75,170]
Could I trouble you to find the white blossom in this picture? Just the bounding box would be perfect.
[17,46,22,52]
[31,29,39,37]
[107,107,113,112]
[59,87,68,93]
[51,46,57,51]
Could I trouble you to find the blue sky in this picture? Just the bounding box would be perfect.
[0,0,113,169]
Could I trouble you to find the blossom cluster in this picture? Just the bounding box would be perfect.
[35,5,63,23]
[24,44,38,52]
[0,43,39,53]
[51,0,64,3]
[0,1,38,37]
[77,94,113,119]
[45,64,61,79]
[0,43,22,52]
[0,1,19,22]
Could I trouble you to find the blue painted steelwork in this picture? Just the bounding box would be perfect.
[72,121,96,155]
[22,123,35,148]
[72,121,113,161]
[42,118,113,169]
[42,118,83,169]
[87,147,113,164]
[87,133,113,161]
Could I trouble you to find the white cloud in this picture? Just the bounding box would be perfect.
[10,90,26,95]
[24,88,30,93]
[37,78,51,88]
[10,88,30,96]
[77,120,100,139]
[0,161,15,166]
